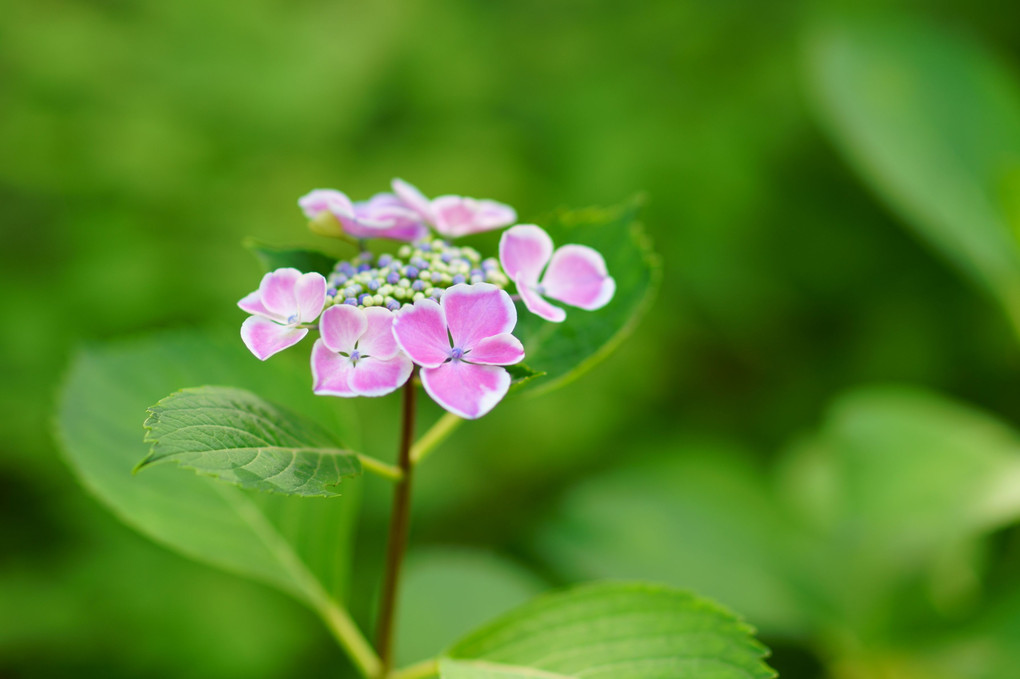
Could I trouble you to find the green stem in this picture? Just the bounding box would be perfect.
[389,658,440,679]
[375,375,418,674]
[357,454,403,482]
[318,600,383,679]
[410,412,462,465]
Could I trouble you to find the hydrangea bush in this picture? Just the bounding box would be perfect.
[57,179,777,678]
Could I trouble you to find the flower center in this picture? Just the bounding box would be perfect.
[349,350,361,364]
[449,347,465,362]
[287,313,300,325]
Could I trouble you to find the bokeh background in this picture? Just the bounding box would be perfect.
[5,1,1020,677]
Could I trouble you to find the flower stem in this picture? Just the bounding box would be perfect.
[375,374,418,674]
[410,412,462,465]
[357,454,404,482]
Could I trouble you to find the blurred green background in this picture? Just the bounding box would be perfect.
[5,1,1020,677]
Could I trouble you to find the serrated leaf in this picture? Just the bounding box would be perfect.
[140,386,362,497]
[440,582,775,679]
[56,328,362,621]
[245,239,339,276]
[512,198,661,395]
[805,16,1020,330]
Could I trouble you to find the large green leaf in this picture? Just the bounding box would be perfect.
[533,444,815,638]
[140,386,362,497]
[56,329,369,651]
[440,582,776,679]
[512,198,661,394]
[805,16,1020,329]
[778,386,1020,638]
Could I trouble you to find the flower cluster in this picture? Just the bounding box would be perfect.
[321,239,509,311]
[238,179,614,419]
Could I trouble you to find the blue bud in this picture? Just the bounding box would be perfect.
[452,274,466,284]
[357,263,371,273]
[386,272,400,285]
[412,280,425,292]
[377,254,393,267]
[344,297,358,306]
[327,287,338,297]
[386,299,401,311]
[404,266,419,278]
[441,253,454,263]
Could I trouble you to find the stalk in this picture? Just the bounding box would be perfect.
[375,374,418,674]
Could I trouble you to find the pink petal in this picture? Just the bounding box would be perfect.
[311,339,356,397]
[466,333,524,366]
[431,196,517,237]
[238,289,271,317]
[441,283,517,351]
[541,244,615,310]
[298,189,355,219]
[392,178,434,221]
[241,316,308,361]
[349,355,414,397]
[358,307,401,360]
[474,200,517,230]
[295,272,327,323]
[516,274,566,323]
[421,362,511,419]
[431,195,477,237]
[259,268,302,319]
[319,305,367,354]
[392,299,452,368]
[499,225,553,286]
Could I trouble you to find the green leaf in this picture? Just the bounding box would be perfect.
[244,238,339,276]
[805,16,1020,330]
[140,386,362,497]
[533,444,814,637]
[56,329,364,633]
[777,386,1020,636]
[505,363,545,391]
[396,548,546,667]
[512,198,661,395]
[440,582,776,679]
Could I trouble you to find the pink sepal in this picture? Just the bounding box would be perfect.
[241,316,308,361]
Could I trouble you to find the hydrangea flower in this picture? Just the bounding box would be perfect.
[299,188,429,242]
[312,305,413,397]
[499,224,615,323]
[239,268,327,360]
[392,284,524,419]
[392,178,516,238]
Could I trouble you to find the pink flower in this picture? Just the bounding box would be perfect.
[392,284,524,419]
[239,268,327,360]
[299,188,429,242]
[311,305,413,397]
[392,178,517,238]
[499,224,615,323]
